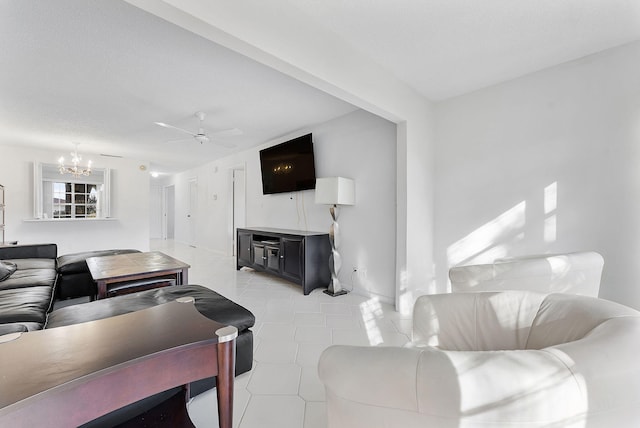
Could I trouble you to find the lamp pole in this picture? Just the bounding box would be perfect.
[326,204,347,296]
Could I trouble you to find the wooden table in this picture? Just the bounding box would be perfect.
[86,251,190,299]
[0,298,237,428]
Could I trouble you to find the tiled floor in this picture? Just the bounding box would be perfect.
[150,239,411,428]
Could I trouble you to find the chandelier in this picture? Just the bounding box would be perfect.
[58,143,92,178]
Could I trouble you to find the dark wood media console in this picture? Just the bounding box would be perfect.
[236,227,331,295]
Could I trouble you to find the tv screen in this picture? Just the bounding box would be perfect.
[259,133,316,195]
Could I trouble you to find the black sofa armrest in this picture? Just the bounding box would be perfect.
[0,324,29,336]
[0,244,57,260]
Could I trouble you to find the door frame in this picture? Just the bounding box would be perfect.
[162,184,175,240]
[188,178,197,247]
[228,164,246,256]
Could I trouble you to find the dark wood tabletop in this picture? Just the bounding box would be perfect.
[86,251,190,281]
[0,299,237,428]
[86,251,191,299]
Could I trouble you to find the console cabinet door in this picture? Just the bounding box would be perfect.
[253,243,266,267]
[281,237,304,283]
[237,231,252,267]
[265,245,281,273]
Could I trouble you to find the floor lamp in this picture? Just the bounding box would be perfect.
[315,177,355,297]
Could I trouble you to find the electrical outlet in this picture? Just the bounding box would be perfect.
[353,267,367,279]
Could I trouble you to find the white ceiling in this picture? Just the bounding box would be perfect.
[0,1,359,173]
[285,0,640,100]
[2,0,640,174]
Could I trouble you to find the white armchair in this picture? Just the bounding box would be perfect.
[318,291,640,427]
[448,251,604,296]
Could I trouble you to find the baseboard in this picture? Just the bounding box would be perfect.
[346,283,395,306]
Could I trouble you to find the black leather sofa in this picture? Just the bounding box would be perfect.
[0,243,58,334]
[0,243,255,425]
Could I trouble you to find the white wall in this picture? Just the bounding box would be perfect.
[0,144,150,255]
[434,40,640,309]
[149,184,162,239]
[158,110,398,302]
[127,0,435,313]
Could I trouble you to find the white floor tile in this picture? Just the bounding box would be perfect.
[299,366,326,401]
[331,328,371,346]
[294,325,332,344]
[320,303,352,315]
[296,343,331,368]
[188,385,251,428]
[149,239,411,428]
[304,402,328,428]
[294,312,326,326]
[255,339,299,364]
[363,317,402,332]
[293,299,323,313]
[240,395,305,428]
[325,313,363,330]
[247,362,301,395]
[261,308,296,323]
[258,322,296,341]
[392,318,414,336]
[379,330,411,347]
[267,299,295,312]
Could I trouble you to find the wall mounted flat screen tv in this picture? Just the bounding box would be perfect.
[259,133,316,195]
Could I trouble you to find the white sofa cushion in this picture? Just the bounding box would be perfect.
[412,291,547,350]
[526,292,639,348]
[449,251,604,296]
[416,348,585,423]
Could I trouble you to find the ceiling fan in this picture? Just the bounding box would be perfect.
[155,111,242,147]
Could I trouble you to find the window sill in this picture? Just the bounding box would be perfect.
[23,218,118,223]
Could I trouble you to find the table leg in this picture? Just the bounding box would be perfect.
[97,280,107,300]
[215,327,237,428]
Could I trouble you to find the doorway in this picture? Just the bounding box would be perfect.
[150,185,163,239]
[188,178,197,247]
[163,185,175,240]
[231,166,246,256]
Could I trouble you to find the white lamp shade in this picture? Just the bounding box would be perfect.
[315,177,355,205]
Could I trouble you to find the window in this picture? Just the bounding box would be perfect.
[34,163,111,219]
[51,182,99,219]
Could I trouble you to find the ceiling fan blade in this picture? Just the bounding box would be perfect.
[154,122,197,136]
[211,128,243,138]
[165,137,193,144]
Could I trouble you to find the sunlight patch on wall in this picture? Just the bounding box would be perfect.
[447,201,527,267]
[544,182,558,243]
[544,182,557,214]
[544,216,557,243]
[397,268,414,315]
